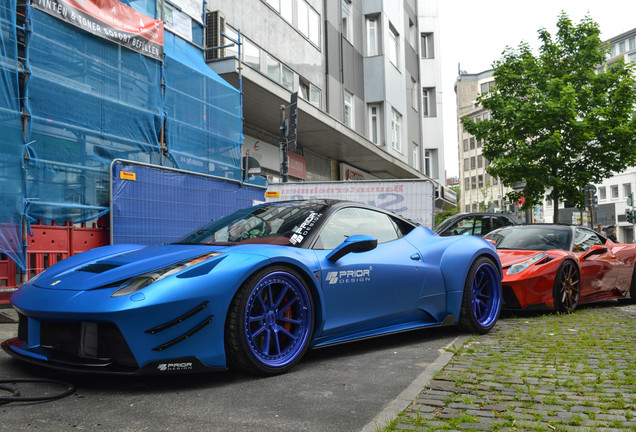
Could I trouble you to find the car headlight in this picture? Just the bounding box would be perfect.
[506,253,548,275]
[111,252,223,297]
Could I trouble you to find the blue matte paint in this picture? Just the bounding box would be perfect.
[4,204,503,374]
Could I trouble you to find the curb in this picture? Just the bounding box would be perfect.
[361,334,471,432]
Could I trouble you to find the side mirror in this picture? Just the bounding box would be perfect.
[326,235,378,262]
[581,245,608,260]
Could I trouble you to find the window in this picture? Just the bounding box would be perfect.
[463,158,469,171]
[574,227,603,252]
[480,81,495,94]
[413,143,420,171]
[300,79,321,108]
[266,54,280,82]
[342,0,352,42]
[471,176,476,189]
[391,109,402,152]
[477,139,482,148]
[420,32,434,58]
[464,177,470,190]
[280,0,293,22]
[281,64,293,90]
[266,0,292,23]
[226,28,260,69]
[470,137,475,149]
[422,88,429,116]
[411,78,418,111]
[463,139,468,152]
[478,175,484,188]
[315,207,401,250]
[424,150,431,176]
[266,54,294,90]
[422,87,436,117]
[344,91,354,127]
[470,156,475,169]
[599,186,606,200]
[368,104,380,144]
[611,185,619,199]
[624,183,632,198]
[388,25,399,67]
[298,0,320,46]
[366,16,378,56]
[465,204,470,212]
[477,155,483,168]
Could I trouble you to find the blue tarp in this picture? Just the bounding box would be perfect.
[0,1,246,270]
[0,0,26,270]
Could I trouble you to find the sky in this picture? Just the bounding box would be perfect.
[437,0,636,179]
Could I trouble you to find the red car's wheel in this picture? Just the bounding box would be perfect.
[553,260,580,312]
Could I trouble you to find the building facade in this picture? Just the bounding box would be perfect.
[454,69,518,217]
[205,0,444,183]
[418,0,445,184]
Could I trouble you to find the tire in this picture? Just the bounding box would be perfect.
[459,256,502,334]
[552,260,580,313]
[225,266,314,376]
[619,264,636,304]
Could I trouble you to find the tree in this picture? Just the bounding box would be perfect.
[462,13,636,223]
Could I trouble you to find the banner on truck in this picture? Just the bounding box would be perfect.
[266,180,435,228]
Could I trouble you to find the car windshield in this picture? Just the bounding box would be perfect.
[174,202,328,247]
[484,227,572,251]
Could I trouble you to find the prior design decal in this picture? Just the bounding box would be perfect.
[290,211,322,245]
[157,362,193,372]
[326,267,372,284]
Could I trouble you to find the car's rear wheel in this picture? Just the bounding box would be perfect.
[553,260,580,312]
[460,256,501,334]
[225,266,314,376]
[619,264,636,304]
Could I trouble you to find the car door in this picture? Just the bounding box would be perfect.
[312,207,428,337]
[574,227,619,300]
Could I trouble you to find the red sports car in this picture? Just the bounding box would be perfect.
[484,225,636,312]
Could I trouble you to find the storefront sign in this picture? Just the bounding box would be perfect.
[287,152,306,179]
[33,0,164,60]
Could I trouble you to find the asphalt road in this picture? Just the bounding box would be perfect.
[0,315,462,432]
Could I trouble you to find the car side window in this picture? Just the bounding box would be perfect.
[314,207,399,250]
[573,227,603,252]
[492,216,511,230]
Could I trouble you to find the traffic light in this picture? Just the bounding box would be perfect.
[627,209,635,223]
[628,193,634,207]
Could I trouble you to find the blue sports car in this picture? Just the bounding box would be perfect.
[2,200,502,376]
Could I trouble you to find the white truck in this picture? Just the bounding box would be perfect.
[265,179,436,228]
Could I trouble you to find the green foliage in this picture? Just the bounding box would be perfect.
[462,12,636,222]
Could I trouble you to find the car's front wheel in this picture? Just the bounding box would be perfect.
[459,256,502,334]
[553,260,580,313]
[225,266,314,375]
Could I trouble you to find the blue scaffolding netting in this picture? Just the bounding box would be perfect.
[0,0,25,270]
[0,1,245,270]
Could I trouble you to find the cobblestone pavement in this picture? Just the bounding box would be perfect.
[381,303,636,432]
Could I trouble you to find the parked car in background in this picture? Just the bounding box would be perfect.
[3,200,503,376]
[484,224,636,312]
[435,213,519,237]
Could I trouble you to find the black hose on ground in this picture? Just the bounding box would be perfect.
[0,378,75,405]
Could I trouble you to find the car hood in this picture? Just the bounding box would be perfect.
[31,244,231,291]
[497,249,549,268]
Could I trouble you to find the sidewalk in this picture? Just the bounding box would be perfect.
[374,302,636,432]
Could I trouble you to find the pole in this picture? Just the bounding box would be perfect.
[279,105,288,182]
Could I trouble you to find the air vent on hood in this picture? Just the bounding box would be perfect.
[78,263,120,273]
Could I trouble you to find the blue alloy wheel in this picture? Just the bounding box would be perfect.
[226,266,314,375]
[460,257,501,334]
